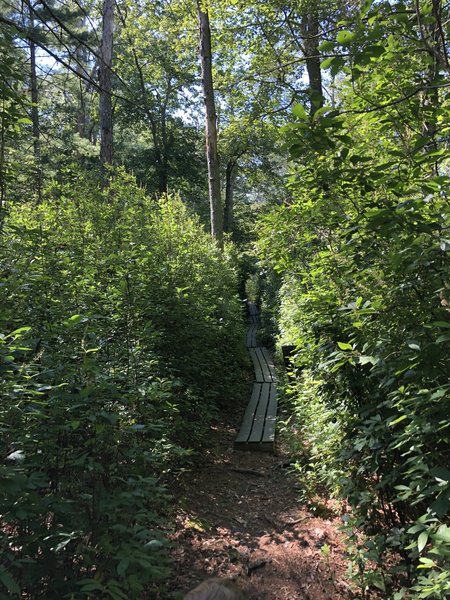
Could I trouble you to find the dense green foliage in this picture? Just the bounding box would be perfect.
[0,169,246,598]
[2,0,450,598]
[257,1,450,597]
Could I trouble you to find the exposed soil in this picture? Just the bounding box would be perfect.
[167,413,356,600]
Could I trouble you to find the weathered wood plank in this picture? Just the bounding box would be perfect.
[248,302,259,317]
[248,383,271,443]
[261,347,277,382]
[236,304,278,452]
[246,322,258,347]
[255,347,272,382]
[262,384,278,444]
[235,383,262,444]
[249,348,264,382]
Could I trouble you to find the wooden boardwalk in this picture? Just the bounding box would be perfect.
[235,303,278,452]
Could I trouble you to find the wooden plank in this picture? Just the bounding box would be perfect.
[261,347,277,382]
[249,348,264,382]
[253,347,276,382]
[236,302,278,452]
[235,383,262,444]
[248,383,271,443]
[255,347,272,382]
[248,302,259,317]
[245,323,253,347]
[246,323,258,348]
[262,384,278,444]
[251,325,258,347]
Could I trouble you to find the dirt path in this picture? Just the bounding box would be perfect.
[167,416,354,600]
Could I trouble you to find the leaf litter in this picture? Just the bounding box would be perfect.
[167,414,356,600]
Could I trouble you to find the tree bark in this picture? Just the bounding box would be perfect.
[224,159,236,234]
[299,13,323,113]
[76,41,91,139]
[28,8,42,202]
[197,1,223,248]
[99,0,114,168]
[0,105,6,228]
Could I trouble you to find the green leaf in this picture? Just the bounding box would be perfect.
[430,321,450,328]
[417,557,436,569]
[433,525,450,544]
[418,531,429,553]
[436,333,450,344]
[318,40,334,52]
[359,355,378,366]
[145,539,164,549]
[408,524,426,534]
[7,326,32,338]
[389,415,408,426]
[292,104,308,120]
[337,342,353,350]
[67,314,88,326]
[336,30,355,45]
[408,343,421,351]
[79,579,104,592]
[0,567,21,595]
[321,56,336,69]
[330,56,346,76]
[117,559,130,576]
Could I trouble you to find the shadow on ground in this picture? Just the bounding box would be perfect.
[167,421,354,600]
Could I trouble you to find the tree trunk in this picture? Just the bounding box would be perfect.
[300,13,323,113]
[0,107,6,229]
[224,159,236,234]
[99,0,114,168]
[159,97,169,194]
[197,1,223,248]
[76,42,90,139]
[29,9,42,202]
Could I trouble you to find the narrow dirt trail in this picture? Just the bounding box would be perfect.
[168,417,354,600]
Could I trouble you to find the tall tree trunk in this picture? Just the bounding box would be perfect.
[300,13,323,113]
[224,159,236,234]
[0,104,6,230]
[416,0,444,161]
[28,8,42,202]
[99,0,114,168]
[76,42,90,139]
[197,1,223,248]
[159,99,169,194]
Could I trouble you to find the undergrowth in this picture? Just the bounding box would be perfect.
[0,168,247,599]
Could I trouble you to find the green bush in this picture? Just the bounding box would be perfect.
[0,168,246,598]
[257,15,450,589]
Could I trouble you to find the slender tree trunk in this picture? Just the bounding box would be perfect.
[224,159,236,234]
[29,9,42,202]
[99,0,114,168]
[156,148,168,194]
[197,1,223,248]
[0,103,6,231]
[159,101,169,194]
[300,13,323,113]
[416,0,442,160]
[76,43,90,139]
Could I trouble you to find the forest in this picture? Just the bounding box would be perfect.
[0,0,449,598]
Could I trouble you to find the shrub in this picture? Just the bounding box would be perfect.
[0,167,246,598]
